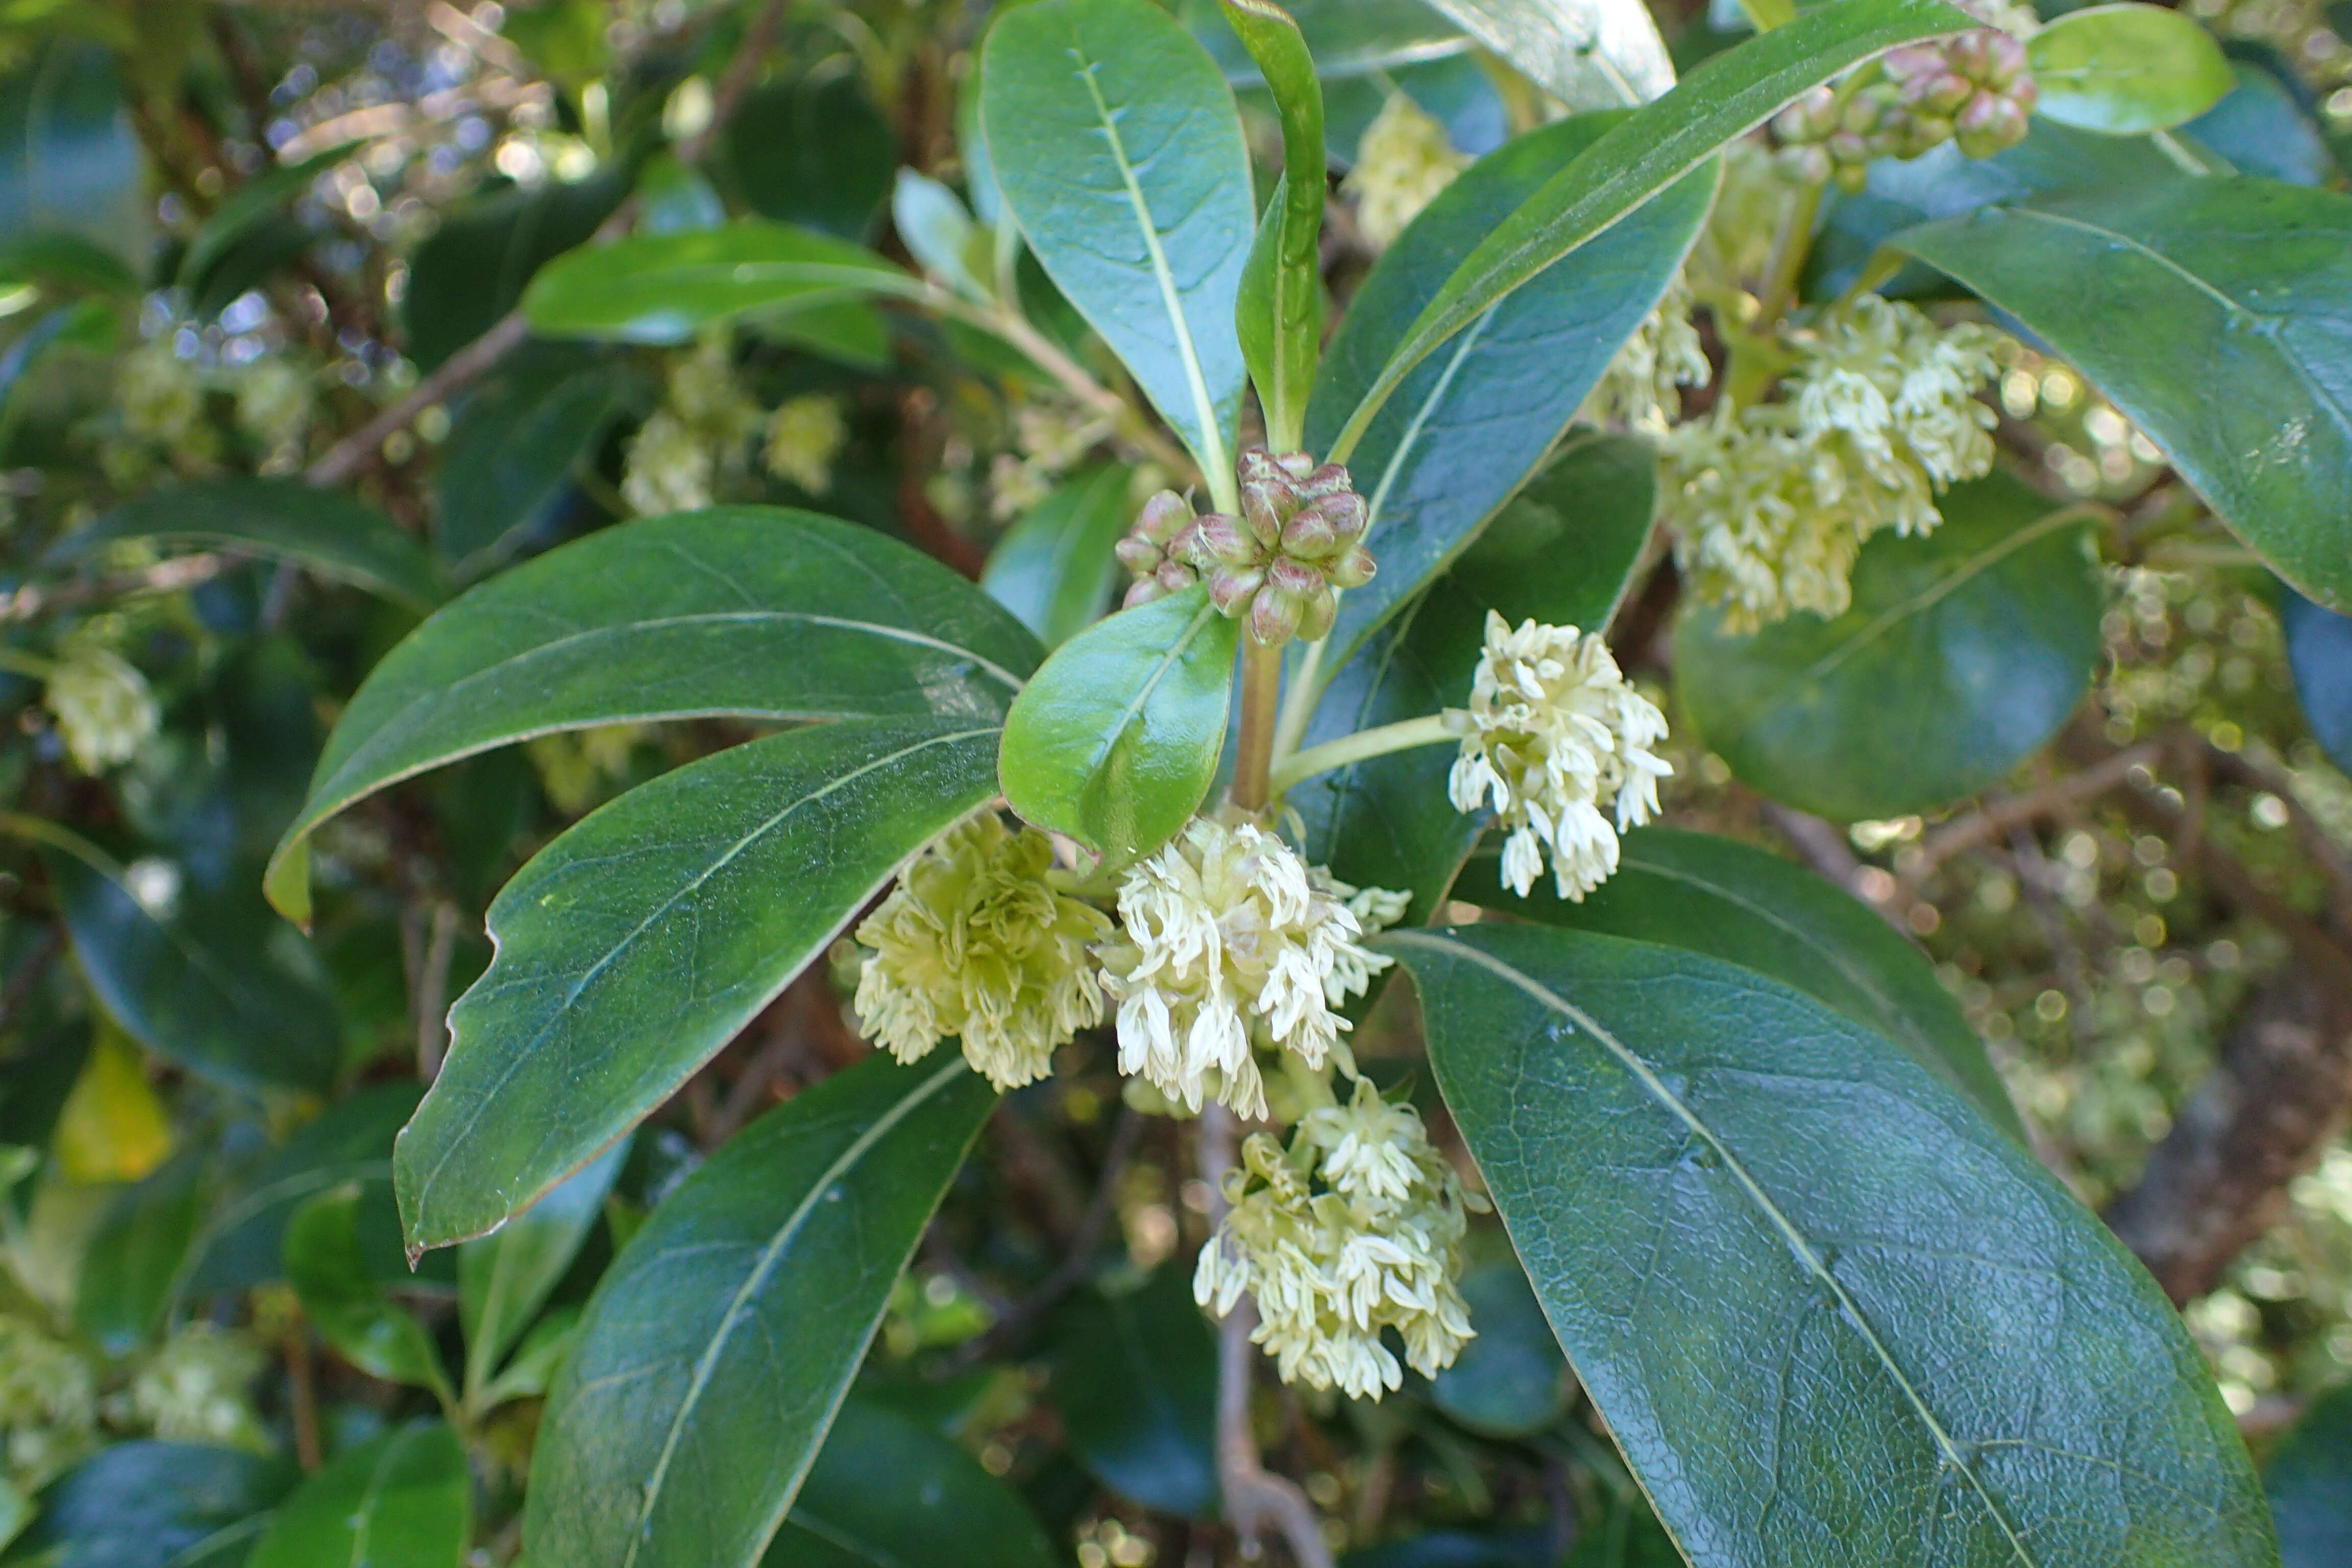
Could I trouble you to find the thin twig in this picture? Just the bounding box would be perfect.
[1896,741,2164,899]
[1199,1106,1334,1568]
[677,0,793,167]
[284,1327,323,1472]
[304,312,530,487]
[0,555,228,624]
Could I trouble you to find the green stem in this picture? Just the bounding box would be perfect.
[0,811,122,876]
[1231,640,1285,815]
[1267,713,1456,798]
[1269,629,1332,765]
[0,647,55,682]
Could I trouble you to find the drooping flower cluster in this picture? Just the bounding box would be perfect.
[1447,613,1670,901]
[234,358,313,469]
[991,396,1113,521]
[853,814,1112,1091]
[1094,819,1399,1119]
[763,394,849,496]
[1344,92,1470,250]
[1661,295,2004,629]
[1774,2,2038,191]
[45,634,159,774]
[1195,1077,1482,1399]
[1587,273,1712,436]
[621,335,765,515]
[1117,449,1375,647]
[121,1325,266,1450]
[527,722,647,816]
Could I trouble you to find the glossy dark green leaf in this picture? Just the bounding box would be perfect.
[404,167,626,371]
[6,1442,296,1568]
[999,585,1238,869]
[766,1400,1057,1567]
[982,0,1255,483]
[265,508,1040,925]
[76,1147,207,1354]
[286,1186,450,1396]
[48,848,341,1094]
[2285,588,2352,775]
[0,43,146,270]
[722,73,897,241]
[1420,0,1674,107]
[1429,1259,1573,1438]
[1676,472,2102,821]
[521,223,921,346]
[1305,114,1708,670]
[2183,62,2338,186]
[178,1082,422,1304]
[1894,180,2352,612]
[1325,0,1976,460]
[398,717,999,1252]
[2267,1378,2352,1568]
[1051,1265,1219,1518]
[525,1053,998,1568]
[245,1420,469,1568]
[1804,121,2185,302]
[1223,0,1325,449]
[1385,922,2276,1568]
[459,1136,627,1402]
[1459,826,2025,1141]
[54,478,447,611]
[1289,432,1654,920]
[981,463,1133,649]
[2025,4,2234,136]
[431,343,646,574]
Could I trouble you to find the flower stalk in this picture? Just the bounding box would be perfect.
[1268,713,1457,798]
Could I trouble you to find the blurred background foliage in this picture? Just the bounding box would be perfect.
[0,0,2344,1564]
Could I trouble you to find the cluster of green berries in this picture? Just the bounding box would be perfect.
[1774,30,2037,191]
[1116,448,1377,648]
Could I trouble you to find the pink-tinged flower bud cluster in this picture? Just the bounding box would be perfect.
[1117,448,1377,648]
[1774,27,2035,192]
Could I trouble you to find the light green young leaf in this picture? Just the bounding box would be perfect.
[981,0,1255,493]
[998,584,1239,870]
[521,222,923,344]
[396,717,1001,1254]
[1327,0,1977,461]
[1676,473,2102,821]
[1386,923,2276,1568]
[2026,4,2234,136]
[246,1420,470,1568]
[1222,0,1325,451]
[266,508,1040,926]
[892,168,988,301]
[286,1187,451,1398]
[1895,179,2352,612]
[526,1054,997,1568]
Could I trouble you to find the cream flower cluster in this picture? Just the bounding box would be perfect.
[1447,613,1669,901]
[854,814,1111,1090]
[45,637,158,774]
[1344,93,1470,250]
[1094,820,1399,1120]
[1663,296,2004,629]
[1588,273,1711,436]
[764,394,848,495]
[621,336,765,515]
[0,1312,97,1491]
[1195,1078,1482,1400]
[123,1325,266,1450]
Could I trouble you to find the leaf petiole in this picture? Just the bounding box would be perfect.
[1267,712,1457,799]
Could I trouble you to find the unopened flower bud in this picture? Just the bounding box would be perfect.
[1295,585,1337,644]
[1114,534,1162,576]
[1155,559,1198,595]
[1265,556,1325,600]
[1248,585,1305,647]
[1296,461,1353,500]
[1209,565,1265,616]
[1191,511,1260,567]
[1137,489,1192,546]
[1281,507,1341,561]
[1327,544,1378,590]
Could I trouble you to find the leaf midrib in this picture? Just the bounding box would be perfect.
[309,608,1029,825]
[1385,929,2041,1567]
[622,1056,972,1568]
[409,723,997,1235]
